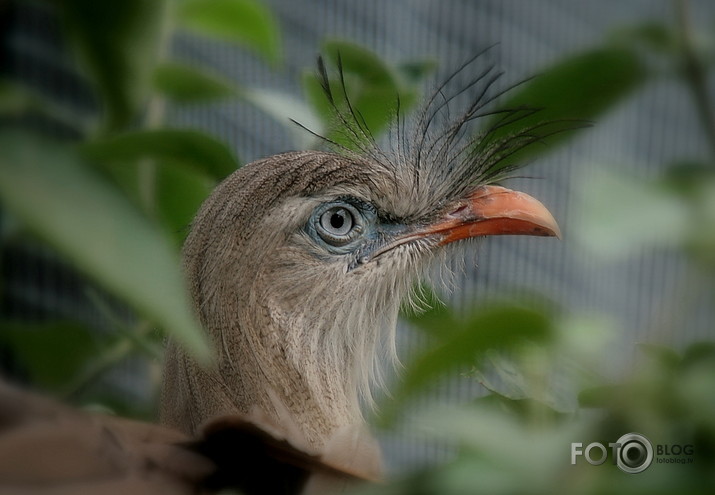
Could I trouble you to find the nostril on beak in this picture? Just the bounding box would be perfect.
[448,203,469,217]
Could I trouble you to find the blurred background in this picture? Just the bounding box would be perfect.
[1,0,714,493]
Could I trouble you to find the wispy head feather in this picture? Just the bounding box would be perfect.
[296,49,583,222]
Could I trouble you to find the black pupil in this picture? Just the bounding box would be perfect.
[330,211,345,230]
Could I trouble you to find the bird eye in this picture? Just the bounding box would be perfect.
[313,202,364,247]
[321,207,352,236]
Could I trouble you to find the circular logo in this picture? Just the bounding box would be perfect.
[615,433,653,474]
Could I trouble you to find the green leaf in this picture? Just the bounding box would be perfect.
[401,305,552,397]
[472,393,571,422]
[322,40,395,87]
[82,128,240,180]
[178,0,282,65]
[400,284,458,338]
[156,162,215,244]
[303,40,424,148]
[483,46,648,174]
[153,62,238,103]
[669,166,715,269]
[0,80,93,132]
[0,321,101,391]
[396,59,438,84]
[611,22,678,56]
[380,304,552,425]
[683,342,715,365]
[0,80,37,116]
[58,0,166,131]
[574,168,690,259]
[411,404,582,493]
[638,343,682,370]
[0,132,211,362]
[472,354,577,414]
[577,384,624,408]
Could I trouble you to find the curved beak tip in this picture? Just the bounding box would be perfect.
[520,194,562,239]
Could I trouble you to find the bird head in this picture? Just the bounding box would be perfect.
[162,55,561,452]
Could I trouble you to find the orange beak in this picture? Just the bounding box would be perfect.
[363,185,560,267]
[416,184,561,244]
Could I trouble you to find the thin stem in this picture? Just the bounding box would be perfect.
[60,290,163,400]
[61,337,132,400]
[60,321,158,400]
[675,0,715,161]
[86,289,163,360]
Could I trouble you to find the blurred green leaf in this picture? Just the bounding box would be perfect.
[575,168,690,259]
[82,128,240,181]
[662,160,715,193]
[58,0,165,131]
[612,22,678,55]
[0,80,37,116]
[400,405,584,495]
[638,343,682,370]
[153,62,238,102]
[577,162,715,266]
[483,46,648,174]
[372,339,715,495]
[472,393,572,423]
[578,341,715,417]
[156,163,215,243]
[404,306,552,390]
[381,304,552,425]
[396,59,438,84]
[0,80,92,132]
[400,284,458,338]
[303,40,424,148]
[679,343,715,430]
[674,168,715,268]
[178,0,282,65]
[473,353,577,414]
[577,383,622,408]
[682,341,715,364]
[0,132,211,362]
[321,40,395,87]
[0,321,100,391]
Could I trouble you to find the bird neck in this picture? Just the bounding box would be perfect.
[233,313,363,446]
[224,302,386,477]
[161,299,383,450]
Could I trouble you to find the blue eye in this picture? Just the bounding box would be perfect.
[320,207,353,237]
[312,201,366,247]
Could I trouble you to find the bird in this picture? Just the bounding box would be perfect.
[160,55,561,490]
[0,54,561,495]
